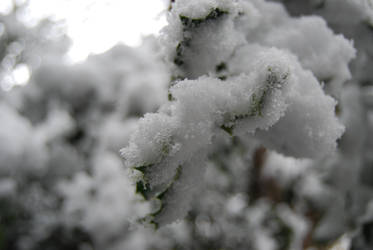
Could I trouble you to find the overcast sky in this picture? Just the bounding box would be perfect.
[0,0,168,61]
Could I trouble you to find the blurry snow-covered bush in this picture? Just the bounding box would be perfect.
[0,35,169,249]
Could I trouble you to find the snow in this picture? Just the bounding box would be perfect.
[119,0,352,226]
[2,0,373,249]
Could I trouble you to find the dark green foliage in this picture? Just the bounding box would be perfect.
[271,215,294,250]
[216,62,228,80]
[134,163,183,228]
[133,139,175,200]
[156,166,182,201]
[0,198,31,250]
[149,166,183,227]
[169,76,184,101]
[173,37,191,67]
[136,180,152,199]
[220,124,233,136]
[134,164,154,199]
[362,221,373,244]
[134,164,154,174]
[168,92,175,101]
[215,62,227,72]
[179,8,228,29]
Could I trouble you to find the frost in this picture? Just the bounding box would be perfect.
[254,65,345,158]
[120,0,352,226]
[122,64,294,225]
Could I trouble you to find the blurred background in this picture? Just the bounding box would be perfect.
[0,0,167,91]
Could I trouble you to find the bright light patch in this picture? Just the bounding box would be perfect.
[12,64,30,85]
[1,0,167,90]
[26,0,168,62]
[0,0,13,15]
[1,64,31,91]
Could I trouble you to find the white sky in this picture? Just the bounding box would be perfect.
[0,0,168,62]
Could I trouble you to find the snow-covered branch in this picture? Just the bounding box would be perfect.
[121,0,353,226]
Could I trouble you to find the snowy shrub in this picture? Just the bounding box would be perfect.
[120,0,354,227]
[0,38,169,249]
